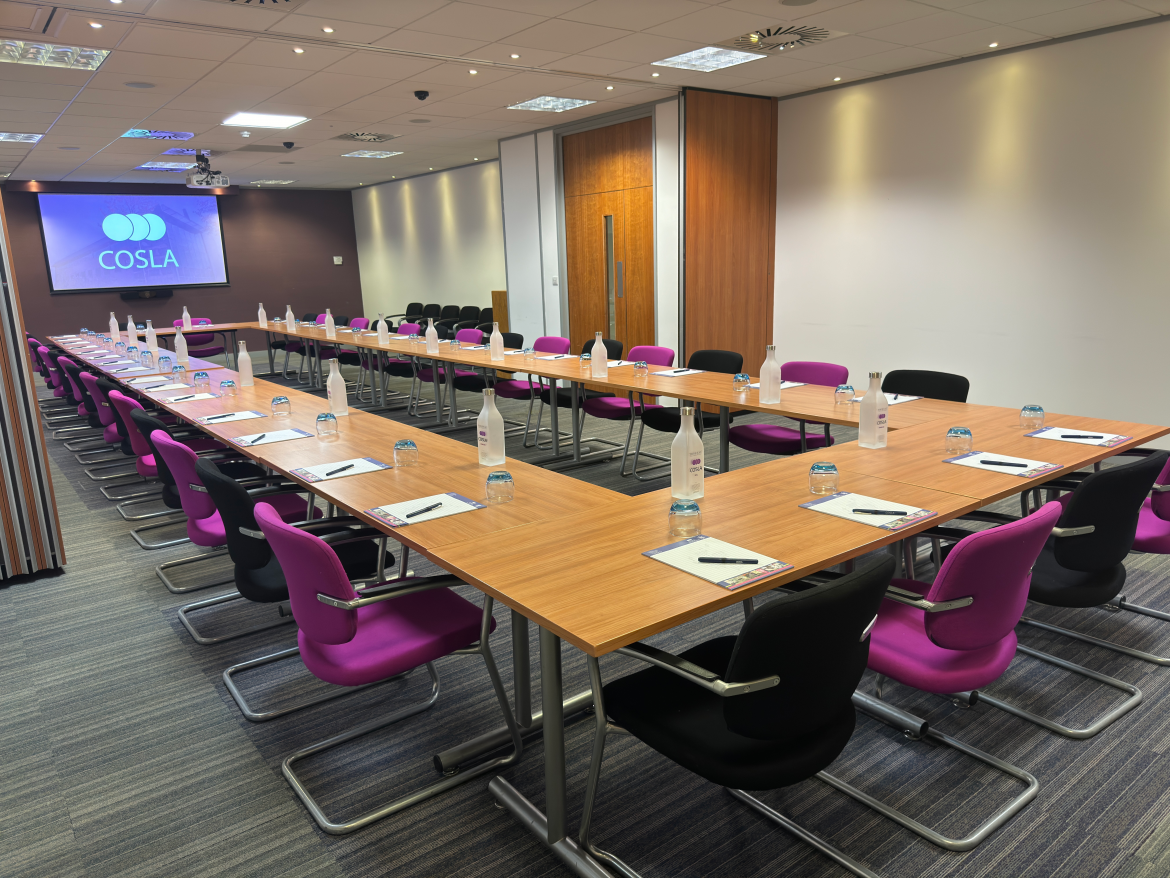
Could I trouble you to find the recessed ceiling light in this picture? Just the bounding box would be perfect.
[473,157,478,160]
[252,179,296,185]
[429,167,433,170]
[110,0,122,3]
[606,86,614,90]
[58,146,80,150]
[469,69,477,74]
[781,0,818,5]
[89,22,102,29]
[833,77,841,82]
[241,131,250,138]
[343,150,403,158]
[510,53,520,59]
[508,96,595,113]
[293,47,304,54]
[653,47,765,73]
[124,81,155,89]
[0,132,43,143]
[162,147,213,157]
[123,128,193,141]
[652,72,659,77]
[989,42,998,48]
[136,161,195,172]
[0,40,109,71]
[223,112,308,129]
[322,27,334,33]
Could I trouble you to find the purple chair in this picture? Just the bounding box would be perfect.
[492,335,570,446]
[173,317,225,359]
[361,321,419,405]
[728,360,848,457]
[411,327,483,417]
[77,371,122,460]
[253,501,521,835]
[1132,455,1170,554]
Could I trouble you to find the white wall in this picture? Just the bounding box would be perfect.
[773,22,1170,435]
[353,162,505,320]
[498,134,548,347]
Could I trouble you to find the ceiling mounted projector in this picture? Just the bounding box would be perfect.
[185,150,229,188]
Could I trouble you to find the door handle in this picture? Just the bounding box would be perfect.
[616,261,624,298]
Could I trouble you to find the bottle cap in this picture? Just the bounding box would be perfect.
[869,371,881,379]
[681,406,694,415]
[484,388,495,398]
[766,344,776,351]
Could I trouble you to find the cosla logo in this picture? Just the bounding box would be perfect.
[99,213,178,270]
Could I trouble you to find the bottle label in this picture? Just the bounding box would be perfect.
[688,455,704,495]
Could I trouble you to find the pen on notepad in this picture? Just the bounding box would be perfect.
[980,460,1028,467]
[852,508,908,516]
[250,434,266,445]
[1061,434,1102,439]
[205,413,234,421]
[660,368,688,375]
[171,394,197,401]
[697,557,759,565]
[406,501,442,519]
[324,464,355,477]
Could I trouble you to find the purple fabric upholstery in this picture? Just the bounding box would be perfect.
[867,501,1062,694]
[782,361,849,387]
[494,336,571,400]
[398,323,421,335]
[349,318,370,331]
[173,318,224,357]
[582,345,675,420]
[108,391,158,478]
[1134,456,1170,552]
[254,502,492,687]
[56,357,85,403]
[728,423,833,454]
[456,328,483,345]
[38,347,66,396]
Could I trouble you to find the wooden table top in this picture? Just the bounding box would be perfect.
[431,461,982,656]
[821,408,1169,504]
[150,322,254,336]
[50,338,224,377]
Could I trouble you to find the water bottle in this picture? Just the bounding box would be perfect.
[671,406,705,500]
[858,371,889,449]
[425,317,439,354]
[376,312,389,344]
[324,308,336,339]
[181,306,192,331]
[759,344,782,404]
[590,331,608,379]
[174,327,189,364]
[126,314,138,346]
[257,303,267,327]
[285,304,294,326]
[489,322,504,361]
[326,359,348,416]
[477,389,505,466]
[237,341,254,386]
[109,311,120,344]
[144,319,157,353]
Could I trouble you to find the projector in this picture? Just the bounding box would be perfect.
[185,149,229,188]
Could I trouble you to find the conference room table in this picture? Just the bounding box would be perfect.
[53,337,225,379]
[150,321,254,370]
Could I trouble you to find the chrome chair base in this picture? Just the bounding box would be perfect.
[131,516,191,550]
[100,480,161,501]
[117,495,182,522]
[1018,597,1170,666]
[178,590,294,645]
[156,547,232,593]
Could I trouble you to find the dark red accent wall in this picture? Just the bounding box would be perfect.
[3,183,363,351]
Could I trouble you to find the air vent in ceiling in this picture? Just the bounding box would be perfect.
[720,25,839,54]
[333,132,400,143]
[234,144,303,153]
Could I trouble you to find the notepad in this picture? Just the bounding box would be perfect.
[458,344,487,350]
[289,457,391,483]
[748,381,806,390]
[654,369,705,378]
[231,428,312,447]
[165,392,218,403]
[537,354,573,360]
[196,410,266,425]
[127,375,182,385]
[1026,427,1132,448]
[365,492,486,527]
[140,382,188,392]
[109,366,150,373]
[644,535,792,591]
[852,394,923,405]
[944,451,1062,478]
[800,492,937,531]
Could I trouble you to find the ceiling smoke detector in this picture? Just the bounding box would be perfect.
[334,132,398,143]
[724,25,835,53]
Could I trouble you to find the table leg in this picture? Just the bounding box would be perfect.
[719,406,730,473]
[229,330,238,369]
[265,331,275,375]
[446,360,457,427]
[550,379,561,456]
[571,381,582,462]
[432,356,443,425]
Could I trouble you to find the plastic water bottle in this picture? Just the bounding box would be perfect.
[376,312,389,344]
[425,318,439,354]
[126,314,138,346]
[477,389,505,466]
[174,327,189,364]
[671,406,705,500]
[326,359,348,416]
[490,322,504,361]
[759,344,782,404]
[324,308,336,339]
[257,303,267,327]
[858,371,889,449]
[237,341,253,386]
[285,305,294,326]
[109,311,120,344]
[589,331,608,379]
[145,319,157,353]
[181,306,192,331]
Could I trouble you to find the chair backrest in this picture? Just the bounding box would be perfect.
[723,556,894,743]
[628,345,674,367]
[782,360,848,387]
[882,370,969,403]
[334,315,349,326]
[350,317,370,331]
[535,336,571,355]
[688,349,742,374]
[27,338,48,378]
[37,346,61,387]
[130,409,176,486]
[255,501,358,644]
[1152,455,1170,521]
[80,372,115,426]
[404,302,423,317]
[152,430,217,520]
[479,307,493,324]
[420,304,441,321]
[398,322,420,335]
[57,357,86,404]
[434,323,451,340]
[924,501,1062,651]
[107,391,152,458]
[1054,451,1170,571]
[301,312,316,323]
[174,317,216,346]
[97,377,131,442]
[439,305,461,320]
[196,457,273,570]
[502,332,523,348]
[455,328,484,345]
[577,338,622,359]
[459,305,481,321]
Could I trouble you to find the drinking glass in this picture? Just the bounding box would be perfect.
[139,350,154,370]
[393,439,418,467]
[316,412,338,436]
[945,426,973,455]
[114,341,126,357]
[125,345,139,364]
[733,373,750,392]
[523,347,535,359]
[271,395,291,417]
[835,384,855,405]
[408,334,420,346]
[633,361,649,379]
[1020,405,1045,429]
[668,499,702,538]
[192,371,211,391]
[218,379,237,397]
[579,353,591,368]
[157,355,173,373]
[171,364,187,384]
[808,461,840,495]
[79,327,88,337]
[486,470,514,504]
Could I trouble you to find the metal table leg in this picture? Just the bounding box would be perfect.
[229,329,239,369]
[571,381,582,462]
[432,356,443,425]
[719,406,730,473]
[265,331,275,375]
[550,379,561,456]
[446,360,457,427]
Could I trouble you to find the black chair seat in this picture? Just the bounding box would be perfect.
[1028,540,1126,607]
[642,406,723,433]
[453,373,490,393]
[605,635,857,791]
[539,386,612,408]
[237,535,387,603]
[337,351,362,367]
[382,358,414,379]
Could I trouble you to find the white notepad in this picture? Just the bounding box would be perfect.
[108,366,150,373]
[365,492,486,527]
[748,381,806,390]
[165,392,218,403]
[230,428,313,447]
[127,375,182,385]
[643,535,792,591]
[943,451,1062,478]
[800,492,937,531]
[140,382,189,392]
[537,354,574,361]
[289,456,391,483]
[196,410,266,425]
[1026,426,1132,448]
[852,394,922,405]
[654,368,705,378]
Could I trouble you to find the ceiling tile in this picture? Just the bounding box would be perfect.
[406,2,547,41]
[840,44,955,72]
[734,54,826,79]
[1124,0,1170,12]
[226,40,353,71]
[199,62,313,88]
[504,18,632,53]
[861,10,995,44]
[559,0,707,31]
[647,6,780,42]
[719,0,866,20]
[959,0,1099,23]
[460,0,591,11]
[96,51,219,80]
[917,23,1046,54]
[265,14,393,43]
[323,51,443,80]
[1012,0,1152,35]
[0,96,69,114]
[47,10,133,49]
[83,71,199,96]
[581,31,706,63]
[295,0,448,28]
[145,0,288,30]
[462,44,569,66]
[163,90,287,114]
[0,65,92,86]
[0,81,81,102]
[413,63,518,87]
[783,34,904,64]
[62,102,152,121]
[0,111,58,128]
[542,53,638,75]
[373,29,489,56]
[802,0,940,33]
[269,71,394,106]
[119,24,252,61]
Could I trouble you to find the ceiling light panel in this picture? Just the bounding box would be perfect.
[0,40,110,71]
[162,147,215,157]
[135,161,194,172]
[652,47,766,72]
[123,129,194,141]
[343,150,403,158]
[0,132,43,143]
[508,96,595,113]
[222,112,308,129]
[252,179,296,184]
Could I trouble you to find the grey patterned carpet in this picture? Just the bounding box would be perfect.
[5,362,1170,878]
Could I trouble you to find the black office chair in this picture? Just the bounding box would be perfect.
[629,349,743,481]
[882,370,969,403]
[479,307,493,326]
[389,302,424,323]
[433,305,462,329]
[578,557,894,878]
[417,304,442,326]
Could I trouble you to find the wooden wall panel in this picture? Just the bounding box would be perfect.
[684,89,777,377]
[563,117,652,197]
[623,186,656,354]
[565,191,622,353]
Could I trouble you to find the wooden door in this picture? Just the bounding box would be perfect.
[565,190,624,354]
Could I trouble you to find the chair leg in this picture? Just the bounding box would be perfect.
[84,460,140,481]
[816,691,1039,853]
[628,419,671,481]
[156,547,233,593]
[1020,601,1170,666]
[117,494,182,521]
[959,642,1143,738]
[131,516,191,550]
[179,590,294,645]
[281,350,292,380]
[100,480,161,501]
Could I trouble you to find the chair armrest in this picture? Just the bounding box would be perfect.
[1154,483,1170,493]
[237,515,371,540]
[920,525,980,544]
[954,511,1019,526]
[1052,525,1094,537]
[615,641,779,698]
[316,574,464,609]
[884,585,973,612]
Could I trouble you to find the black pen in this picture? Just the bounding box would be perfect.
[205,413,235,421]
[1061,434,1102,439]
[661,368,688,375]
[406,501,442,519]
[697,557,759,564]
[853,508,908,516]
[171,394,197,401]
[250,434,267,445]
[980,460,1028,467]
[893,394,899,400]
[324,464,355,477]
[142,384,167,391]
